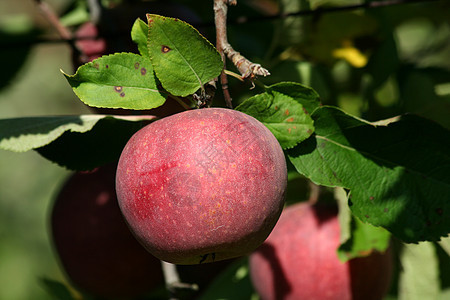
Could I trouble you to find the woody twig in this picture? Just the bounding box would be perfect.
[214,0,270,108]
[35,0,72,40]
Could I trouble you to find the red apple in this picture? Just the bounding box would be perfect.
[116,108,287,265]
[51,164,163,299]
[73,22,107,67]
[249,202,393,300]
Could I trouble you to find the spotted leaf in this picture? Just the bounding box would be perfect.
[63,53,166,110]
[236,83,315,149]
[147,14,223,97]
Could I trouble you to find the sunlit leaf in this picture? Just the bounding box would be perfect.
[0,115,155,170]
[63,53,166,110]
[147,14,223,96]
[399,243,440,300]
[267,81,321,114]
[236,84,315,149]
[131,18,149,58]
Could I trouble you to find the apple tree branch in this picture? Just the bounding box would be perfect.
[214,0,270,108]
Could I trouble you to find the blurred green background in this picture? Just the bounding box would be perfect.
[1,0,449,299]
[0,1,89,299]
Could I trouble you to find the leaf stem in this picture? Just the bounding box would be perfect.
[168,95,192,111]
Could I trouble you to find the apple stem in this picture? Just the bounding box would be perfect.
[167,95,192,111]
[160,260,199,299]
[214,0,270,108]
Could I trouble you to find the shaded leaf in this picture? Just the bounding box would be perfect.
[0,115,155,170]
[364,33,400,91]
[63,53,166,110]
[399,243,440,300]
[288,106,450,243]
[0,21,39,91]
[147,14,223,96]
[236,85,315,149]
[197,258,255,300]
[40,278,76,300]
[131,18,149,58]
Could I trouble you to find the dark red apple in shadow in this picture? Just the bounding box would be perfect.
[249,201,393,300]
[50,164,163,299]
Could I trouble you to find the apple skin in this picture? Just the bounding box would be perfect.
[51,164,163,299]
[116,108,287,265]
[249,202,393,300]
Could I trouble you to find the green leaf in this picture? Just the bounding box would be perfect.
[0,22,38,91]
[338,214,391,261]
[197,258,255,300]
[288,106,450,243]
[438,236,450,256]
[0,115,104,152]
[336,187,391,262]
[40,278,76,300]
[336,187,353,246]
[398,243,440,300]
[63,53,166,110]
[267,81,321,114]
[131,18,150,58]
[0,115,155,170]
[236,85,315,149]
[147,14,223,96]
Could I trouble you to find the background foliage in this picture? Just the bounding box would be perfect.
[0,0,449,299]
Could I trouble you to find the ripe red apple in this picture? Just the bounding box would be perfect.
[51,164,163,299]
[116,108,287,265]
[249,202,393,300]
